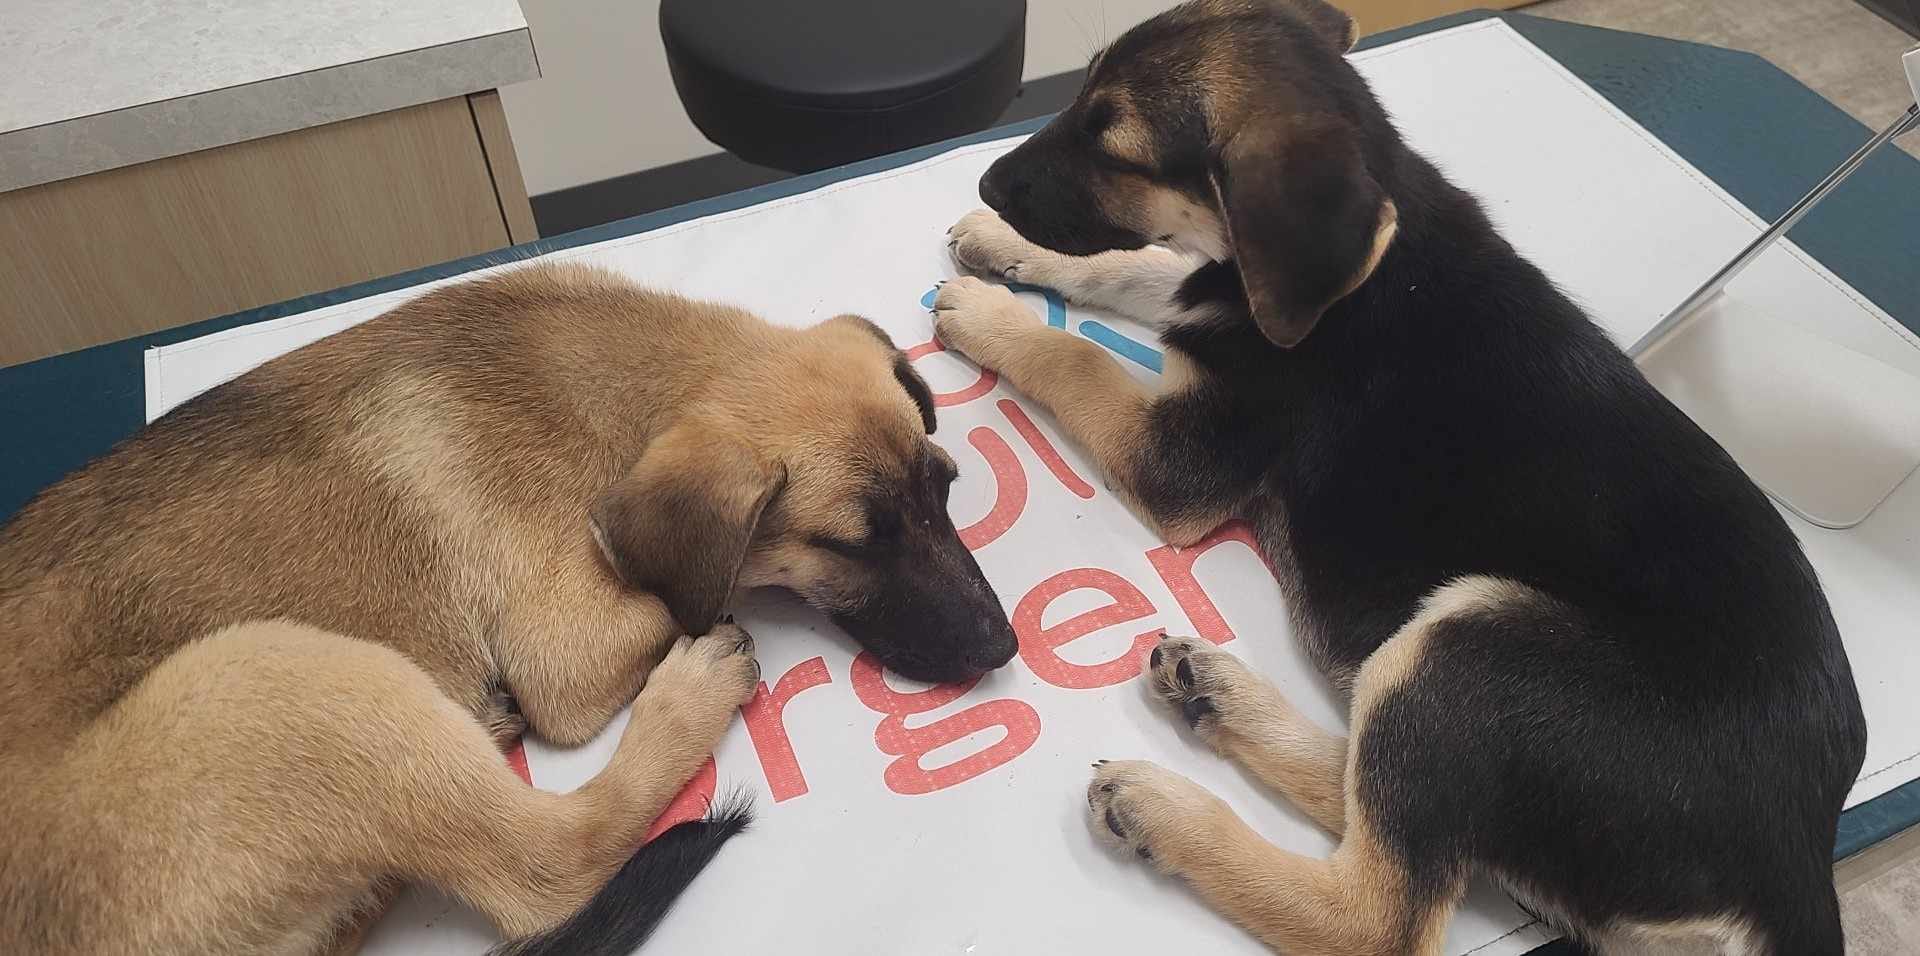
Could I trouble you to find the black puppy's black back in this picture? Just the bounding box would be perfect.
[957,0,1869,948]
[1163,76,1866,953]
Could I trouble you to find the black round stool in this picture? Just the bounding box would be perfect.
[661,0,1027,173]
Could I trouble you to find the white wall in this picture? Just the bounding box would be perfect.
[499,0,1185,195]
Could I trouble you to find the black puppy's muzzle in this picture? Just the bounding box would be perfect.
[975,160,1021,213]
[980,160,1014,211]
[977,138,1147,257]
[964,617,1019,673]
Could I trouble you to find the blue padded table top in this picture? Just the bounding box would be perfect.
[4,14,1918,948]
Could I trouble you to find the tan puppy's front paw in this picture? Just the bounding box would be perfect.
[647,619,761,716]
[1087,759,1233,873]
[932,275,1032,370]
[947,209,1046,280]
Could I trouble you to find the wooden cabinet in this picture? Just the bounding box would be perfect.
[0,93,534,367]
[1348,0,1532,34]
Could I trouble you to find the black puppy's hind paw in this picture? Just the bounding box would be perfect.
[1086,759,1230,874]
[1143,634,1282,746]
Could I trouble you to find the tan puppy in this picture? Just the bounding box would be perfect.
[0,263,1016,955]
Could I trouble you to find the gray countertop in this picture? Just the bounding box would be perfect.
[0,0,539,192]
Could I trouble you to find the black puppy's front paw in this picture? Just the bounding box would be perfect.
[947,209,1036,279]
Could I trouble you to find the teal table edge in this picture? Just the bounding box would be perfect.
[3,12,1916,944]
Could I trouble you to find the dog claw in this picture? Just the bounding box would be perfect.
[1149,646,1163,670]
[1104,808,1127,839]
[1175,657,1194,689]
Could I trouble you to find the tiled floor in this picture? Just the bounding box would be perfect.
[1520,2,1920,950]
[1526,0,1918,156]
[1844,858,1920,954]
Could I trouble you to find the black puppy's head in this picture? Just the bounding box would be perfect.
[980,0,1398,348]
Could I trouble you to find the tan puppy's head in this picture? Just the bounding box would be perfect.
[977,0,1398,348]
[590,314,1018,683]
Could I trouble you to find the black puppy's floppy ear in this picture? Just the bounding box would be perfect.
[1210,114,1397,348]
[589,423,786,635]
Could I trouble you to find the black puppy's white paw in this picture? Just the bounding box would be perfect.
[931,275,1031,368]
[947,209,1042,279]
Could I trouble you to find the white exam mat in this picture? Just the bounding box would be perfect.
[141,19,1920,956]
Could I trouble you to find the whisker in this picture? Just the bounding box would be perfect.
[1067,5,1097,60]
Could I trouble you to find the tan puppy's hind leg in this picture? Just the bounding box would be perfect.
[53,619,756,954]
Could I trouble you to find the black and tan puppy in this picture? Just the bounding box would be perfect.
[0,262,1016,955]
[932,2,1867,953]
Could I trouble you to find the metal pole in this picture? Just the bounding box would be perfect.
[1629,102,1920,358]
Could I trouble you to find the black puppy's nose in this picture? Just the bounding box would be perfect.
[979,168,1011,211]
[965,623,1020,671]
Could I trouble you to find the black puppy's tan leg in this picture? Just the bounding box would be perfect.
[1088,582,1521,953]
[948,210,1213,326]
[932,276,1231,545]
[1144,635,1348,834]
[1087,761,1456,955]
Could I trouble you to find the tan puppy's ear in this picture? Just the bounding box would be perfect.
[1210,114,1397,348]
[891,354,938,434]
[823,313,939,434]
[589,424,786,635]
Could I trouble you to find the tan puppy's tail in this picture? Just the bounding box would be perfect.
[488,793,753,956]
